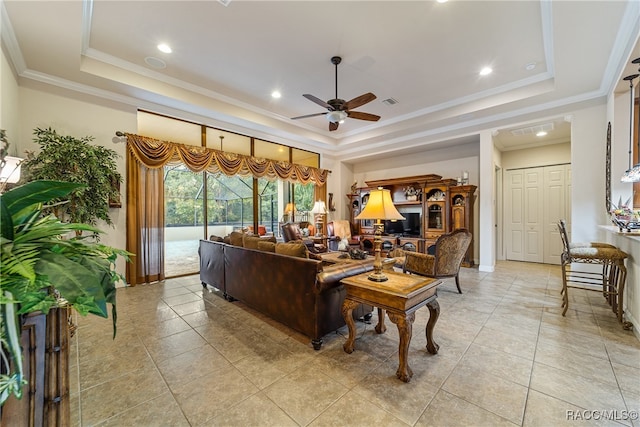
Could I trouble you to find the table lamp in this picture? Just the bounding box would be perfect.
[310,200,327,236]
[283,202,295,222]
[355,187,405,282]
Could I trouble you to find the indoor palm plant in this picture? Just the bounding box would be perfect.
[0,180,130,405]
[0,129,130,412]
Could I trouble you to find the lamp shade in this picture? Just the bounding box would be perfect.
[310,200,327,214]
[355,188,405,221]
[0,156,22,184]
[284,202,295,214]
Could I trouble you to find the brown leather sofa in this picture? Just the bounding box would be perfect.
[199,239,373,349]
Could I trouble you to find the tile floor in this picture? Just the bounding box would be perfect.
[70,261,640,426]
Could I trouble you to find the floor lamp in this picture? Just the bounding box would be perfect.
[355,187,404,282]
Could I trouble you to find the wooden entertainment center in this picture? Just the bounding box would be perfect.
[347,174,476,266]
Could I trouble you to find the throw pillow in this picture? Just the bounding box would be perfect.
[243,235,262,250]
[229,231,244,247]
[257,241,276,252]
[209,235,224,242]
[261,235,277,244]
[275,242,309,259]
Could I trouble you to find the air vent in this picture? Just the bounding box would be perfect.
[144,57,166,69]
[510,122,554,136]
[218,0,232,6]
[382,98,398,106]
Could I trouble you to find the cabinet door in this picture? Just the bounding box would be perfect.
[426,201,446,231]
[451,206,465,230]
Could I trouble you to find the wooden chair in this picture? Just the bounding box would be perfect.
[403,229,472,294]
[557,220,628,325]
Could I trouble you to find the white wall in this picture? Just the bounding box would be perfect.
[1,47,20,146]
[501,142,571,170]
[17,84,137,276]
[571,104,609,243]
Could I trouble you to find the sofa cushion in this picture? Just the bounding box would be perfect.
[275,242,309,258]
[243,235,262,249]
[257,241,276,252]
[261,235,277,244]
[229,231,244,247]
[209,234,224,242]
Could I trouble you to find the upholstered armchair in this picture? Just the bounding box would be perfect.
[326,220,361,251]
[281,222,325,253]
[403,229,472,293]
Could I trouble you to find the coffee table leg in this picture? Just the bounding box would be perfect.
[425,298,440,354]
[375,308,386,334]
[388,311,415,382]
[341,298,360,354]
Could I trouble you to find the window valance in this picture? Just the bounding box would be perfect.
[125,133,329,186]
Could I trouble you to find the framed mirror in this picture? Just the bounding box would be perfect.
[606,121,612,213]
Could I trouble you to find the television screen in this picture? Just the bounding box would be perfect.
[384,213,420,236]
[384,220,405,235]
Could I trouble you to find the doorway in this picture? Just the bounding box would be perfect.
[504,164,570,264]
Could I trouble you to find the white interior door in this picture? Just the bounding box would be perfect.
[543,165,567,264]
[504,164,571,265]
[505,170,524,261]
[523,168,544,262]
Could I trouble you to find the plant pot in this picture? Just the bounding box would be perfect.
[0,307,72,427]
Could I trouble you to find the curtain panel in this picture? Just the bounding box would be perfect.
[126,151,165,285]
[125,133,329,186]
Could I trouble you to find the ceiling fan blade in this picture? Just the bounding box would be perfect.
[329,121,339,131]
[347,111,381,122]
[345,92,376,110]
[303,94,333,110]
[291,112,328,120]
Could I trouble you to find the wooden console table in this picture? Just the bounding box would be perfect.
[340,271,441,382]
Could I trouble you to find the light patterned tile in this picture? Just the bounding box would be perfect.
[530,363,627,414]
[441,362,528,424]
[417,389,517,427]
[264,366,349,426]
[310,390,409,427]
[96,391,189,426]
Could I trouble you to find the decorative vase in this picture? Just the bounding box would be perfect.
[407,195,417,201]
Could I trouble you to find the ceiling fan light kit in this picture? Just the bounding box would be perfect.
[327,111,347,123]
[291,56,381,131]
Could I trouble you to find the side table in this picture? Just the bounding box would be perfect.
[340,271,441,382]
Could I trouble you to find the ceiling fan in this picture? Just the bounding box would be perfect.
[291,56,381,131]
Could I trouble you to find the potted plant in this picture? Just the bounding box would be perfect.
[20,127,122,227]
[0,180,130,417]
[0,131,129,423]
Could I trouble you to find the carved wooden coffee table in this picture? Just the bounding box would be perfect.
[340,271,441,382]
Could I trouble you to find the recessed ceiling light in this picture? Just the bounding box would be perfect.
[536,131,547,137]
[525,62,537,71]
[479,67,492,76]
[157,43,172,54]
[271,91,281,99]
[437,0,448,3]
